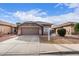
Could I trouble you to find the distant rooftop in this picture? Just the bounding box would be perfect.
[0,20,17,27]
[52,22,77,29]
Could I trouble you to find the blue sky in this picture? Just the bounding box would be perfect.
[0,3,79,24]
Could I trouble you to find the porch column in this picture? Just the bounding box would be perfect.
[41,27,43,35]
[18,28,21,35]
[11,27,13,34]
[48,28,51,41]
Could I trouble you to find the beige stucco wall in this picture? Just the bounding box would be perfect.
[0,25,12,34]
[55,25,75,35]
[63,26,72,35]
[71,25,75,33]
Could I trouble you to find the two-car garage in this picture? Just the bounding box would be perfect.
[17,22,41,35]
[17,21,52,35]
[21,27,39,35]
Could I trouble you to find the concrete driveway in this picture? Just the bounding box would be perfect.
[0,35,79,55]
[0,35,40,55]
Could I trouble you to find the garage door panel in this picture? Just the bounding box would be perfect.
[21,27,39,35]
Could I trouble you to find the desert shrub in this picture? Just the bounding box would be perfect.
[57,28,66,37]
[74,23,79,33]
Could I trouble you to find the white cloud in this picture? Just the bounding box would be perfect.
[1,4,79,25]
[13,7,79,24]
[13,9,47,22]
[44,3,79,24]
[55,3,79,9]
[64,3,79,8]
[45,8,79,24]
[0,8,12,15]
[47,12,79,24]
[54,3,63,8]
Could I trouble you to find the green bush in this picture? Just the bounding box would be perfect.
[57,28,66,37]
[74,23,79,33]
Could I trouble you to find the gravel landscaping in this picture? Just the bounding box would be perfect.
[40,35,79,44]
[0,35,16,42]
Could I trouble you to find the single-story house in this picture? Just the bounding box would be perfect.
[52,22,77,35]
[0,20,17,35]
[17,21,53,35]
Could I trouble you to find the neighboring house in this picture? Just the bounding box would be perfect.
[0,20,17,35]
[52,22,77,35]
[17,21,53,35]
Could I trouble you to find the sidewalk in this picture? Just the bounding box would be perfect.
[40,43,79,55]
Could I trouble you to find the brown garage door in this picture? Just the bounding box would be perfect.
[21,27,39,35]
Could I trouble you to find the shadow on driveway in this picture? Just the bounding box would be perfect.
[16,35,39,42]
[40,51,79,55]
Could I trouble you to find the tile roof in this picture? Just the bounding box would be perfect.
[20,21,53,26]
[52,22,76,29]
[0,20,17,27]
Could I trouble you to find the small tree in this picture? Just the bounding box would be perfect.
[16,22,21,34]
[74,23,79,33]
[16,22,21,26]
[57,28,66,37]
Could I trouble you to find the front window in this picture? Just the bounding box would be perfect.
[44,27,49,33]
